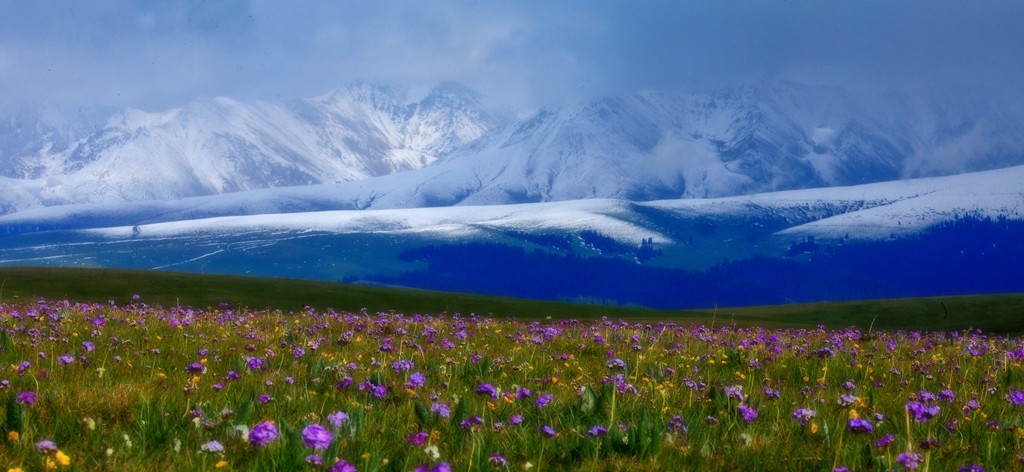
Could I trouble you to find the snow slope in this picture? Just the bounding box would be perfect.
[0,83,501,211]
[10,164,1013,245]
[2,82,1023,215]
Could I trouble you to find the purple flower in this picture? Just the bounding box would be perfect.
[185,362,206,374]
[392,359,414,372]
[539,425,556,438]
[292,347,306,359]
[667,415,688,435]
[200,440,225,453]
[838,394,857,407]
[959,465,985,472]
[407,431,429,446]
[535,393,554,409]
[1008,390,1024,406]
[509,414,524,425]
[336,376,353,390]
[835,467,850,472]
[906,401,940,422]
[589,425,608,437]
[606,358,627,370]
[461,416,484,432]
[430,402,451,418]
[724,385,744,401]
[17,361,30,376]
[792,408,817,426]
[257,393,272,404]
[515,387,532,399]
[762,387,781,400]
[327,411,349,428]
[738,403,758,423]
[249,421,279,447]
[35,439,58,453]
[246,357,265,371]
[847,417,873,434]
[16,390,36,405]
[897,451,924,470]
[330,459,357,472]
[306,455,324,466]
[488,453,509,466]
[302,423,333,449]
[476,384,498,399]
[81,341,95,352]
[406,371,426,389]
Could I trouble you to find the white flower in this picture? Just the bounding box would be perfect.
[233,424,250,443]
[424,445,440,460]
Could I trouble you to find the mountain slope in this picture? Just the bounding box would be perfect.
[3,163,1021,243]
[289,82,1024,209]
[0,83,502,211]
[1,82,1023,215]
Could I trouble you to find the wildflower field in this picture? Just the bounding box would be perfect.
[2,297,1023,471]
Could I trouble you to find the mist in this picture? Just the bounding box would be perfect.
[1,1,1022,111]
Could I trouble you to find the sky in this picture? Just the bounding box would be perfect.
[1,0,1022,112]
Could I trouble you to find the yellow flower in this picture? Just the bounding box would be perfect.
[55,450,70,467]
[7,431,19,442]
[8,468,24,472]
[44,459,56,472]
[215,460,228,468]
[809,422,819,434]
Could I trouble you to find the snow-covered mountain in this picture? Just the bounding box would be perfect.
[1,165,1020,307]
[2,81,1023,215]
[3,163,1021,242]
[73,165,1024,243]
[337,82,1024,208]
[0,82,501,211]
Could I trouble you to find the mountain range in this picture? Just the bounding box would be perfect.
[1,81,1022,307]
[2,81,1023,216]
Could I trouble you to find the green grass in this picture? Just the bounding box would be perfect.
[0,266,1022,333]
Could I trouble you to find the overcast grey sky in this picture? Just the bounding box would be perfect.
[1,1,1022,111]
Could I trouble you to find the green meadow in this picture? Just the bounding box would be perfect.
[0,267,1023,471]
[0,267,1021,332]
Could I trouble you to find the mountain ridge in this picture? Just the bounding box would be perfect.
[1,81,1023,215]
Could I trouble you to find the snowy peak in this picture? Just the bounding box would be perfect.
[1,81,1023,215]
[0,83,505,210]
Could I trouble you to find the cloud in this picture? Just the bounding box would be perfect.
[0,0,1022,111]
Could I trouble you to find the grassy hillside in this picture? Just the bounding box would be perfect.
[0,266,1021,333]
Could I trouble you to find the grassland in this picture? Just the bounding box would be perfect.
[2,266,1024,471]
[0,266,1021,333]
